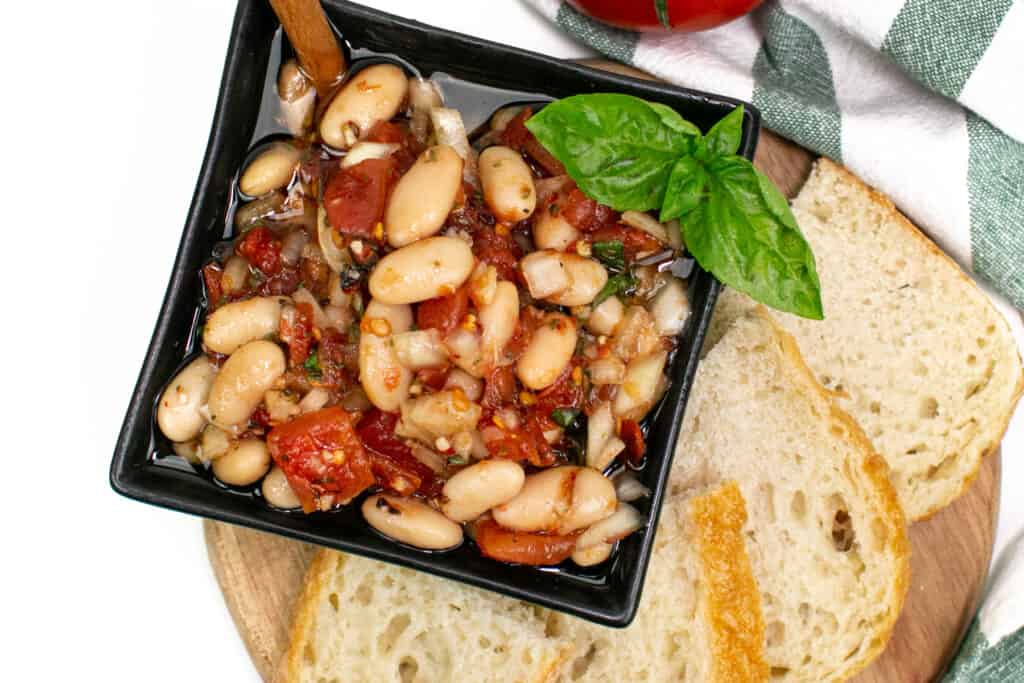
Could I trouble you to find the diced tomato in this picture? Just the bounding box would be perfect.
[323,158,397,238]
[249,406,272,429]
[471,226,522,282]
[473,518,578,565]
[202,262,224,309]
[416,284,469,337]
[484,409,556,467]
[237,226,283,276]
[365,121,422,173]
[416,367,451,391]
[501,107,567,177]
[560,189,619,233]
[300,256,331,300]
[267,407,375,513]
[365,121,406,144]
[481,366,517,418]
[504,306,546,361]
[620,419,646,465]
[319,327,359,388]
[535,360,584,415]
[280,302,315,366]
[256,263,301,296]
[590,224,664,259]
[357,410,441,497]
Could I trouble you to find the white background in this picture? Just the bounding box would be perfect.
[1,2,1019,682]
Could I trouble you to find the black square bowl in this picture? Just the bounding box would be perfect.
[110,0,759,627]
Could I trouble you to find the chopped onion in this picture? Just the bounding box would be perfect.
[409,78,443,142]
[298,387,330,414]
[613,351,669,421]
[587,357,626,386]
[490,105,524,132]
[324,304,352,331]
[235,192,286,230]
[409,442,446,473]
[520,251,570,299]
[496,407,521,431]
[665,219,683,251]
[621,210,670,244]
[649,276,690,337]
[392,329,450,370]
[575,503,644,551]
[614,472,651,503]
[430,106,478,186]
[534,175,574,203]
[317,206,349,273]
[341,141,398,169]
[586,402,616,471]
[281,228,309,265]
[444,328,484,378]
[444,368,483,402]
[292,287,330,329]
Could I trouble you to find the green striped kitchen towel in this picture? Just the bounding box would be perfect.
[526,1,1024,680]
[527,0,1024,312]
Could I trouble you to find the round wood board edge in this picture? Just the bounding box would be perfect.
[204,60,1001,683]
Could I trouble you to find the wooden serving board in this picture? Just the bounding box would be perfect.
[204,62,1001,683]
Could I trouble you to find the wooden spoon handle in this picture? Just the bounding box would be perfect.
[268,0,346,94]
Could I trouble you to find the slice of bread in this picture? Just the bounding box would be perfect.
[551,481,768,683]
[710,158,1023,520]
[278,481,768,683]
[277,550,574,683]
[672,309,910,682]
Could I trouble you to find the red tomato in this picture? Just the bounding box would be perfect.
[619,419,646,465]
[202,262,224,309]
[323,158,397,238]
[280,302,314,366]
[267,407,375,513]
[416,284,469,337]
[473,519,579,565]
[471,226,522,283]
[481,366,517,418]
[236,226,283,276]
[502,108,567,177]
[559,188,618,233]
[357,410,441,497]
[535,360,584,415]
[567,0,763,32]
[416,367,451,391]
[589,224,665,259]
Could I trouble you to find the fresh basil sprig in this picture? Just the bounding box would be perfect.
[592,240,626,273]
[526,96,823,320]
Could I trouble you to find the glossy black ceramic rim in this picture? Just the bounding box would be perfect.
[109,0,759,627]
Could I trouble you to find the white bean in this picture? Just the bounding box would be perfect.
[172,440,201,465]
[221,255,250,296]
[613,350,669,421]
[492,466,575,532]
[546,255,608,306]
[358,300,413,412]
[262,465,301,509]
[212,438,271,487]
[586,296,624,336]
[533,209,580,251]
[444,368,483,402]
[516,313,577,390]
[319,64,408,149]
[203,296,285,355]
[157,357,216,442]
[478,281,519,364]
[278,59,315,136]
[572,542,613,567]
[441,460,525,522]
[385,145,463,247]
[587,357,626,386]
[369,236,474,304]
[362,494,463,550]
[401,389,482,438]
[392,329,449,370]
[649,276,690,336]
[479,146,536,222]
[239,143,300,197]
[207,340,287,428]
[558,468,617,534]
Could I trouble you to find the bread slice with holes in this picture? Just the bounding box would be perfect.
[276,550,574,683]
[710,158,1023,520]
[672,309,910,682]
[551,481,769,683]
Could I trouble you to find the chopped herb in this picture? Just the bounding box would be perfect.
[593,272,637,307]
[550,408,581,428]
[352,293,365,318]
[447,455,468,466]
[303,350,322,378]
[592,240,626,273]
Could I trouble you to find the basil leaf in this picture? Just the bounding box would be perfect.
[304,349,322,378]
[593,272,637,307]
[660,156,707,223]
[704,104,744,157]
[525,94,698,211]
[683,156,823,319]
[646,102,703,138]
[550,408,581,428]
[592,240,626,273]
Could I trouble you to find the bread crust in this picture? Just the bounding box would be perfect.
[754,307,911,681]
[276,550,340,683]
[687,481,770,683]
[810,159,1023,520]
